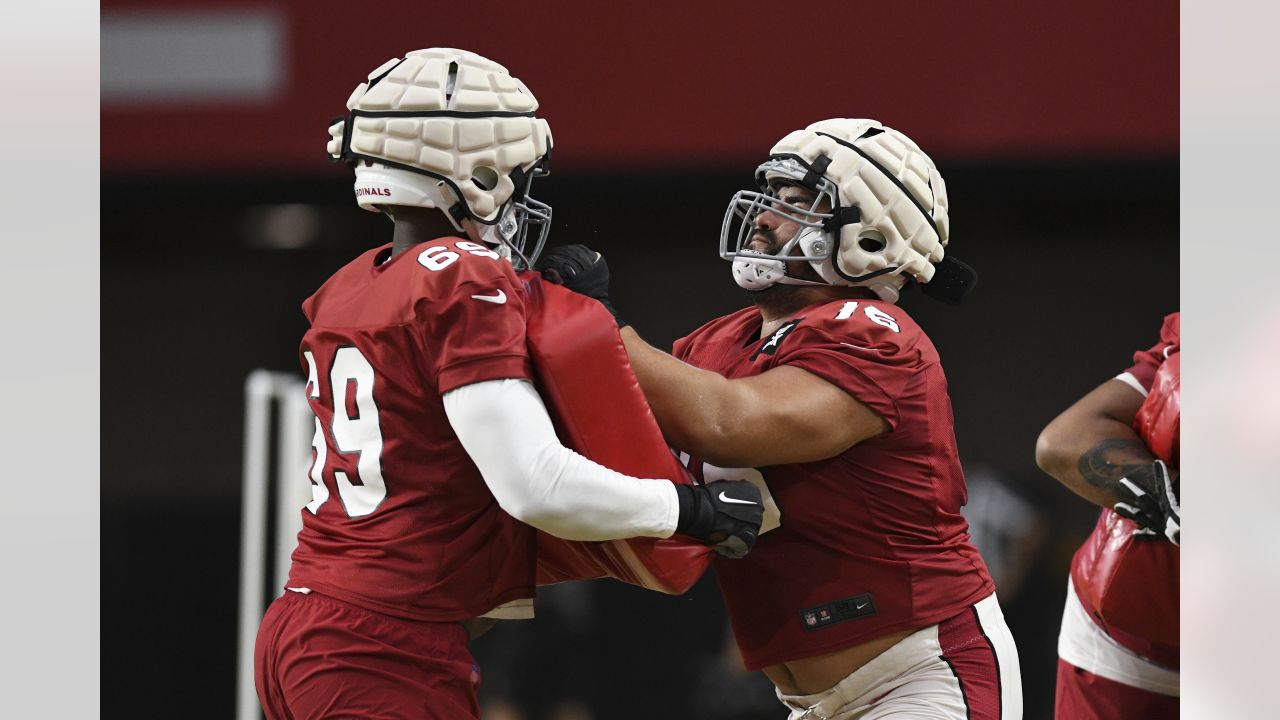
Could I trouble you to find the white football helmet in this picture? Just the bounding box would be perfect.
[327,48,553,268]
[721,118,969,303]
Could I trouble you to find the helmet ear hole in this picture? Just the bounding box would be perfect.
[858,232,887,253]
[472,166,500,191]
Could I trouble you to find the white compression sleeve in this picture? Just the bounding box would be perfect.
[442,378,680,541]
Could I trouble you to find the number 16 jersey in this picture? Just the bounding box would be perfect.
[673,298,995,670]
[286,239,537,622]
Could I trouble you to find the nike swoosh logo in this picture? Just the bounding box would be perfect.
[470,290,507,304]
[719,492,759,506]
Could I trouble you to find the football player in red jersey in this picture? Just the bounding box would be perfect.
[540,119,1023,719]
[252,48,763,720]
[1036,313,1180,718]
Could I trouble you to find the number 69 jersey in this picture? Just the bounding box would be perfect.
[285,239,537,622]
[673,298,994,670]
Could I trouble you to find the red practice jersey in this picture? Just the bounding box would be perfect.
[673,298,995,670]
[286,239,538,622]
[1070,312,1180,668]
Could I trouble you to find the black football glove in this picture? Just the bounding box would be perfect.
[674,480,765,559]
[535,244,627,328]
[1113,459,1180,546]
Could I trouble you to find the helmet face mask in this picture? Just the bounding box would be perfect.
[327,48,554,268]
[721,160,842,290]
[472,170,552,270]
[719,118,959,303]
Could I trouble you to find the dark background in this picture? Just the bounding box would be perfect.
[102,2,1178,718]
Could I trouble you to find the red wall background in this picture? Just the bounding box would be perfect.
[102,0,1178,174]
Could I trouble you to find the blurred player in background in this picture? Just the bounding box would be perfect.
[541,119,1023,719]
[252,48,762,720]
[1036,313,1180,718]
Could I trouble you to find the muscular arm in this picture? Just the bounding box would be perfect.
[620,326,887,468]
[1034,378,1155,508]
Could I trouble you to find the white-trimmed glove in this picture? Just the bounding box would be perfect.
[674,481,764,559]
[1114,459,1180,546]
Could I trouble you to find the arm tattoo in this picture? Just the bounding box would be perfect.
[1077,437,1156,495]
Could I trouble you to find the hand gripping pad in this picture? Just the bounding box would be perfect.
[519,272,713,593]
[1070,353,1181,660]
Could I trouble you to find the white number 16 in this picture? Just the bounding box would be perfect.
[833,301,900,333]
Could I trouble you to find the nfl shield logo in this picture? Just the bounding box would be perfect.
[804,612,817,627]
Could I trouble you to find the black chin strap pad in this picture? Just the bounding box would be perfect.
[921,255,978,305]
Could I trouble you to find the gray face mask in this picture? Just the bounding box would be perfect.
[720,158,841,291]
[475,191,553,271]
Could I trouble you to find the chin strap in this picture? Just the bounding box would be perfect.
[731,224,823,290]
[775,275,830,287]
[731,250,888,293]
[731,254,786,290]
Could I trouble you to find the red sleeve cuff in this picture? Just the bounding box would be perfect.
[437,354,533,395]
[786,351,901,429]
